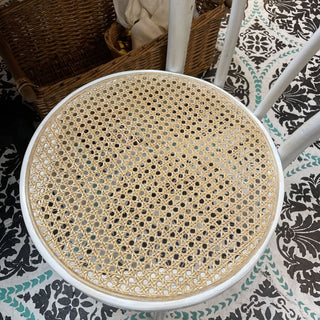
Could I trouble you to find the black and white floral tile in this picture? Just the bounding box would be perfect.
[0,0,320,319]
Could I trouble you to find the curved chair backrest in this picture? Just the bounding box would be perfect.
[166,0,320,169]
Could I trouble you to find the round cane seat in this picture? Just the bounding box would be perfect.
[21,71,283,309]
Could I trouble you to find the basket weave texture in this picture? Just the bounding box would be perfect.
[0,0,228,118]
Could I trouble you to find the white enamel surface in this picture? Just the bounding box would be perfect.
[254,27,320,120]
[214,0,246,88]
[278,110,320,169]
[166,0,195,73]
[20,70,284,312]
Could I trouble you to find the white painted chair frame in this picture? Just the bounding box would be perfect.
[19,2,320,320]
[166,0,320,170]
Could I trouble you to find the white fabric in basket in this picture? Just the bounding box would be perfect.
[113,0,169,49]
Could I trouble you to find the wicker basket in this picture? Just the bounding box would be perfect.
[105,22,131,58]
[0,0,228,118]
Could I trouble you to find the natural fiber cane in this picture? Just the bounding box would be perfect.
[25,72,280,300]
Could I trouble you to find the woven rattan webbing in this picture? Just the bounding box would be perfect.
[25,72,280,300]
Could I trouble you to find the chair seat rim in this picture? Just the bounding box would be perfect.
[20,70,285,311]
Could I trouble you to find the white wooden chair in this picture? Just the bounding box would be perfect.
[20,1,320,320]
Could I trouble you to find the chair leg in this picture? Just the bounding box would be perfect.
[214,0,246,89]
[278,110,320,169]
[254,27,320,120]
[166,0,195,73]
[153,311,166,320]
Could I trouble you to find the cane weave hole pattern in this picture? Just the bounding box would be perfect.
[26,72,280,300]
